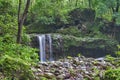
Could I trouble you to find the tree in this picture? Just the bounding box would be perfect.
[102,0,120,38]
[17,0,31,43]
[111,0,120,22]
[88,0,92,8]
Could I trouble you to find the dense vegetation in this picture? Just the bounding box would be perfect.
[0,0,120,79]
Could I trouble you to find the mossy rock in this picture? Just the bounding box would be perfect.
[52,34,118,58]
[69,8,95,25]
[30,33,118,59]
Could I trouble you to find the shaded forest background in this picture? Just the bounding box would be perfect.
[0,0,120,79]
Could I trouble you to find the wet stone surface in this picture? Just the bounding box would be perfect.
[33,56,115,80]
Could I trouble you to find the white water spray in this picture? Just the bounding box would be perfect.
[37,34,53,62]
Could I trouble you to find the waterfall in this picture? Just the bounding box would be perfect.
[38,35,46,62]
[37,34,53,62]
[47,34,53,61]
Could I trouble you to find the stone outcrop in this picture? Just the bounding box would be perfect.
[52,34,118,58]
[30,34,118,59]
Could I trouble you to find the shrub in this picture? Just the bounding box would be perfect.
[0,43,39,79]
[57,27,81,37]
[103,68,120,80]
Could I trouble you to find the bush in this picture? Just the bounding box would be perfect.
[103,68,120,80]
[57,27,81,37]
[0,43,39,79]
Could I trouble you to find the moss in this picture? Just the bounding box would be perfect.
[59,34,117,50]
[52,34,118,57]
[57,27,82,37]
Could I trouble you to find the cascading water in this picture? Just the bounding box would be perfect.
[37,34,53,62]
[38,35,46,62]
[47,34,53,61]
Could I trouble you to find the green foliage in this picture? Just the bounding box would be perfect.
[0,0,17,15]
[106,55,115,61]
[0,14,17,34]
[0,43,39,79]
[40,77,48,80]
[62,34,117,49]
[87,23,108,38]
[25,0,120,34]
[116,45,120,56]
[21,32,31,45]
[0,13,17,43]
[105,54,120,68]
[77,53,81,57]
[26,0,73,33]
[57,27,81,37]
[95,2,108,18]
[103,68,120,80]
[0,1,39,79]
[53,34,118,57]
[67,56,72,59]
[0,13,30,45]
[0,0,120,79]
[94,0,120,23]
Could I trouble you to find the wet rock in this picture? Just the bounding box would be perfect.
[64,73,71,79]
[77,74,84,79]
[57,74,65,80]
[33,56,115,80]
[72,58,80,65]
[44,73,55,79]
[0,73,5,79]
[54,70,60,76]
[37,69,42,72]
[31,67,37,72]
[50,63,59,68]
[63,62,71,68]
[41,62,48,66]
[84,75,93,80]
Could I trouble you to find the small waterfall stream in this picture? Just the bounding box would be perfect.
[37,34,53,62]
[38,35,46,62]
[47,34,53,61]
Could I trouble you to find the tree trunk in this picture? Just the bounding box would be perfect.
[75,0,78,7]
[17,0,31,43]
[116,0,119,12]
[111,0,119,39]
[88,0,92,8]
[17,0,22,43]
